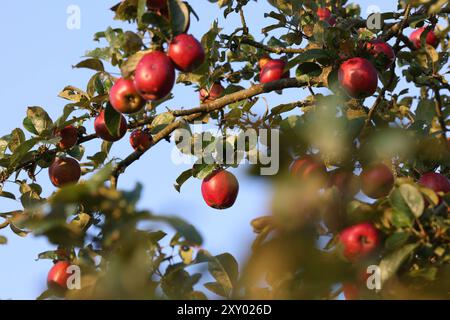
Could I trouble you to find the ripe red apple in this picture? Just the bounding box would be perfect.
[338,57,378,99]
[134,51,175,101]
[365,39,395,70]
[340,222,380,261]
[94,110,127,142]
[259,55,271,69]
[317,7,336,26]
[342,282,359,300]
[290,156,327,180]
[199,82,225,103]
[328,169,360,196]
[55,125,78,150]
[130,129,153,151]
[49,157,81,187]
[360,163,394,199]
[260,59,289,84]
[201,169,239,209]
[109,78,146,114]
[418,172,450,194]
[47,261,71,291]
[409,27,439,49]
[168,34,205,72]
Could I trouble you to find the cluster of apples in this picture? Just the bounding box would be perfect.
[48,2,207,189]
[291,155,449,299]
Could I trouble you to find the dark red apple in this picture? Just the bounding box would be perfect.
[328,169,360,196]
[290,156,327,180]
[418,172,450,194]
[365,39,395,70]
[147,0,167,10]
[55,125,78,150]
[94,110,128,142]
[168,34,205,72]
[130,129,153,151]
[409,27,439,49]
[133,51,175,101]
[109,78,146,114]
[260,59,289,84]
[199,82,225,103]
[259,55,271,69]
[49,157,81,188]
[201,169,239,209]
[360,163,394,199]
[47,261,71,291]
[317,7,336,26]
[343,283,359,300]
[340,222,380,261]
[338,57,378,99]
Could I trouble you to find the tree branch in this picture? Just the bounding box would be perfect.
[240,37,305,54]
[112,77,322,179]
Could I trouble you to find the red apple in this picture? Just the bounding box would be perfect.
[130,129,153,151]
[338,57,378,99]
[49,157,81,188]
[259,55,271,69]
[201,169,239,209]
[109,78,146,114]
[94,110,128,142]
[343,282,359,300]
[360,163,394,199]
[134,51,175,101]
[260,59,289,84]
[199,82,225,103]
[409,27,439,49]
[168,34,205,72]
[147,0,167,10]
[365,39,395,70]
[290,156,327,180]
[55,125,78,150]
[418,172,450,194]
[328,169,360,196]
[47,261,71,291]
[317,7,336,26]
[340,222,380,261]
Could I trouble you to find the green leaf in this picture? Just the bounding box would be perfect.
[0,235,7,244]
[174,169,193,192]
[0,191,16,200]
[68,145,85,161]
[27,106,53,135]
[193,163,216,180]
[296,62,322,82]
[74,58,105,72]
[151,112,175,134]
[8,128,26,153]
[385,232,410,251]
[168,0,190,36]
[10,138,38,168]
[380,243,418,285]
[23,117,39,135]
[199,251,238,298]
[104,103,122,137]
[389,188,415,227]
[154,216,203,246]
[399,184,424,218]
[0,139,8,159]
[37,250,59,260]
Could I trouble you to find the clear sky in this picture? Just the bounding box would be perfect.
[0,0,398,299]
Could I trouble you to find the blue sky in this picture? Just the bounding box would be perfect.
[0,0,398,299]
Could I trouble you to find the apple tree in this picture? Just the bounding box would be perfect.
[0,0,449,299]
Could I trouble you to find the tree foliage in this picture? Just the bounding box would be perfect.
[0,0,450,299]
